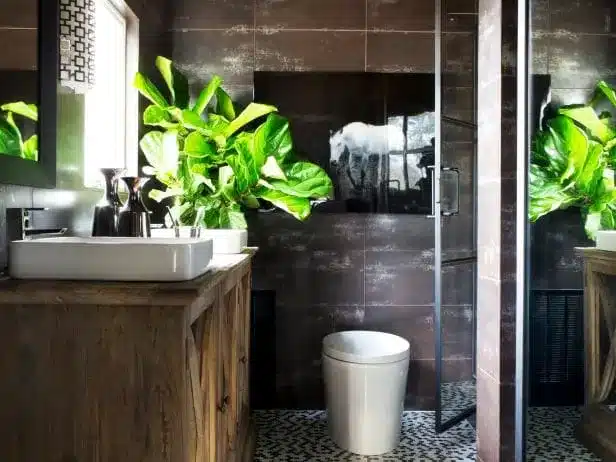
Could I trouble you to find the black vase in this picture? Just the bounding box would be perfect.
[92,168,124,236]
[117,176,151,238]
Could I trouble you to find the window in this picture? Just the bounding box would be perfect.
[83,0,138,187]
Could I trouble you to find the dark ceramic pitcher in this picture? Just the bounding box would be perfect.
[117,176,151,238]
[92,168,124,237]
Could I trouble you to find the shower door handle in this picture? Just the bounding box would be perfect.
[442,167,460,217]
[427,165,436,218]
[426,166,460,218]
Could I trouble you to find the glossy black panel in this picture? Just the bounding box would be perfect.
[255,72,436,214]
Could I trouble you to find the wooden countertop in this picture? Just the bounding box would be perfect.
[575,247,616,276]
[0,248,256,308]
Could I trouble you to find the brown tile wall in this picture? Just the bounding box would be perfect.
[529,1,616,291]
[171,0,478,410]
[0,0,172,269]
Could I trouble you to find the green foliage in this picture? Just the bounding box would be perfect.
[529,80,616,239]
[134,56,334,229]
[0,102,38,161]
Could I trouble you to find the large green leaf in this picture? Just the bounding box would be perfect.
[584,209,603,239]
[261,156,287,180]
[139,130,179,175]
[224,103,278,137]
[559,105,615,144]
[207,113,230,133]
[528,163,579,221]
[22,135,38,161]
[134,72,169,107]
[532,129,567,177]
[143,105,178,128]
[546,116,589,182]
[219,203,247,229]
[155,56,189,108]
[0,116,22,156]
[193,75,223,115]
[255,187,312,221]
[261,162,334,199]
[228,136,259,194]
[254,113,293,163]
[576,140,604,195]
[593,81,616,108]
[195,196,225,228]
[215,87,236,121]
[149,187,184,202]
[1,102,38,121]
[184,132,219,160]
[242,194,260,209]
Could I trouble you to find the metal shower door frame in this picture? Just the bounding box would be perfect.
[433,0,478,434]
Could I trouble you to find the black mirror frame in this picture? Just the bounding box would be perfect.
[0,0,58,188]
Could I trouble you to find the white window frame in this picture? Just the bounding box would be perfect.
[84,0,139,188]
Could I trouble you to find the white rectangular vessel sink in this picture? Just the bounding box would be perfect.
[596,231,616,252]
[9,237,214,281]
[152,228,247,254]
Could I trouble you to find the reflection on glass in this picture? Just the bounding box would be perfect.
[254,71,436,214]
[0,0,39,161]
[329,114,435,214]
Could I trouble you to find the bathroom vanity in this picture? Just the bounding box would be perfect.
[575,247,616,460]
[0,250,255,462]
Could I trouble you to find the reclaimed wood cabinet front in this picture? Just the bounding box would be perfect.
[0,253,254,462]
[188,269,252,462]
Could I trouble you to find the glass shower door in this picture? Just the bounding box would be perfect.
[433,0,478,433]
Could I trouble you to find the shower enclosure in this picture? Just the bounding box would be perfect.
[433,0,478,433]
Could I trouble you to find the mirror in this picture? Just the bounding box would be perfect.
[56,0,139,190]
[0,0,57,187]
[0,0,39,161]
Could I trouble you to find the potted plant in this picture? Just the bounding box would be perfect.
[133,56,333,232]
[529,80,616,239]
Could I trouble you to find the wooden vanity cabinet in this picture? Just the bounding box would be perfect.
[0,252,255,462]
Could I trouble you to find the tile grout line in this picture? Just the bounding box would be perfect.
[364,0,368,72]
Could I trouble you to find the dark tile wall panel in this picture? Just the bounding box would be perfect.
[367,0,435,32]
[366,32,435,72]
[255,31,366,72]
[172,0,479,411]
[256,0,366,30]
[530,1,616,291]
[173,29,255,87]
[173,0,253,30]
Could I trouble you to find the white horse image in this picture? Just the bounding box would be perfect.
[329,113,435,210]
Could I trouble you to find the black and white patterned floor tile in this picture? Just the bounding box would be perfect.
[254,410,476,462]
[254,408,601,462]
[441,381,476,413]
[526,407,600,462]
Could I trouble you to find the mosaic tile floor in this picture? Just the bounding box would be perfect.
[254,407,600,461]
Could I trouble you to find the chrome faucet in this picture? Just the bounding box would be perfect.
[6,208,68,241]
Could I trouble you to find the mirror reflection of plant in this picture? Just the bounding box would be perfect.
[0,102,38,161]
[133,56,334,229]
[529,81,616,239]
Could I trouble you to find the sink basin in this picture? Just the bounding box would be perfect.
[596,231,616,251]
[151,228,247,254]
[9,237,214,281]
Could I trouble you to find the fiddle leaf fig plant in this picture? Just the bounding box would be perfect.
[134,56,333,229]
[529,80,616,239]
[0,101,38,161]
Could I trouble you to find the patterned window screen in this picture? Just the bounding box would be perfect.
[59,0,96,93]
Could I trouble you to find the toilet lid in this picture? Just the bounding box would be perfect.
[322,330,410,364]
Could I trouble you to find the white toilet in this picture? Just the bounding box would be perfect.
[322,330,410,456]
